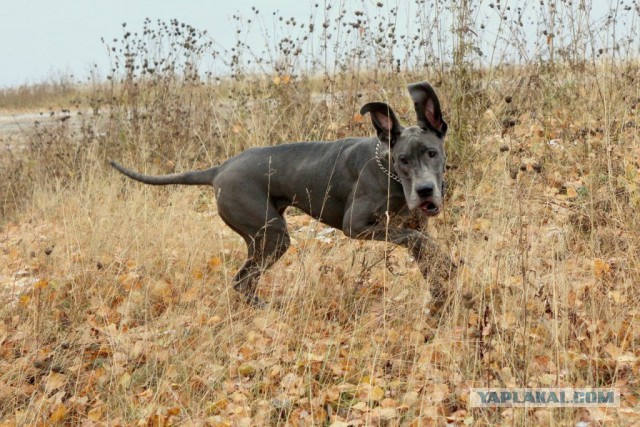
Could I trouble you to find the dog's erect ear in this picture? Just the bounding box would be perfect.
[360,102,403,145]
[408,81,448,137]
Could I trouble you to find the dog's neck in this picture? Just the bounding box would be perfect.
[375,140,401,183]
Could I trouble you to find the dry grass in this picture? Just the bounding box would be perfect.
[1,3,640,425]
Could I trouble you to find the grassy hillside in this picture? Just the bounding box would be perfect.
[1,4,639,425]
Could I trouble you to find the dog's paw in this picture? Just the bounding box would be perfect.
[445,256,459,278]
[430,282,447,303]
[246,294,268,309]
[428,252,457,282]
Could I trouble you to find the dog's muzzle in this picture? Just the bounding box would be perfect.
[415,183,442,216]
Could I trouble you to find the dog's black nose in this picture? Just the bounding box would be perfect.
[416,184,434,198]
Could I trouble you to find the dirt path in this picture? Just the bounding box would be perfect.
[0,110,48,135]
[0,109,84,150]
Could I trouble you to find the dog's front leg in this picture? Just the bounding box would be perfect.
[345,222,455,310]
[404,231,456,311]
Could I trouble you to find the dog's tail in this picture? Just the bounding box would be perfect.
[109,161,218,186]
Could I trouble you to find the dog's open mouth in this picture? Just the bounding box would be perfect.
[420,201,440,216]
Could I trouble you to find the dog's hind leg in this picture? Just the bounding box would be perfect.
[219,205,290,306]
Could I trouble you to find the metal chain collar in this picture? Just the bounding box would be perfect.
[375,140,401,183]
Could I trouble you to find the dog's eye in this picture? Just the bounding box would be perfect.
[398,156,409,165]
[428,150,438,158]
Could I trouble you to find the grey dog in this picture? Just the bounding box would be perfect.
[110,81,455,307]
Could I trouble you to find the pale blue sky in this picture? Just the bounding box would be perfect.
[0,0,635,88]
[0,0,312,87]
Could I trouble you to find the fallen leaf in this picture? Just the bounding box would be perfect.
[379,407,398,420]
[166,407,180,416]
[119,372,132,388]
[380,398,398,407]
[500,311,517,329]
[402,391,419,406]
[352,113,365,124]
[351,402,368,411]
[594,259,611,278]
[87,405,104,421]
[473,219,490,232]
[180,286,200,304]
[608,290,625,304]
[45,372,67,391]
[49,404,68,423]
[238,363,256,377]
[566,186,578,199]
[207,398,230,415]
[370,385,385,401]
[150,279,172,302]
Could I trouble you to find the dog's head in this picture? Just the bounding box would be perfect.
[360,81,448,216]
